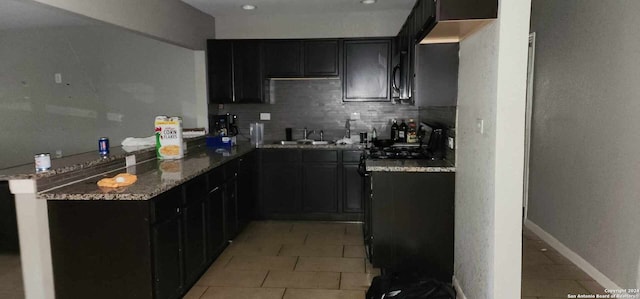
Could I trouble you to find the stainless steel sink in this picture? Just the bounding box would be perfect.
[277,140,332,145]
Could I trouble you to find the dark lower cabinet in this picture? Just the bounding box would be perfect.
[259,149,362,221]
[342,164,363,213]
[302,164,339,213]
[224,177,239,239]
[0,182,19,253]
[261,162,300,214]
[48,151,256,299]
[370,171,454,282]
[237,152,257,230]
[206,186,225,260]
[182,198,207,287]
[152,216,183,299]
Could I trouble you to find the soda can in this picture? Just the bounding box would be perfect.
[98,137,110,156]
[34,153,51,172]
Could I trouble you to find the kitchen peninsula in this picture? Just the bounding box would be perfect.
[0,137,256,299]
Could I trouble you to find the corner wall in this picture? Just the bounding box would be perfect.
[454,0,531,297]
[528,0,640,289]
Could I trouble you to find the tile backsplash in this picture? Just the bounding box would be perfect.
[214,79,419,142]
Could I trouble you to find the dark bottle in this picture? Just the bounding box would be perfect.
[398,119,408,143]
[390,119,399,141]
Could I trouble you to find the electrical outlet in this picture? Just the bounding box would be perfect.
[350,112,361,120]
[260,113,271,121]
[447,137,455,149]
[476,118,484,135]
[54,73,62,84]
[55,150,63,158]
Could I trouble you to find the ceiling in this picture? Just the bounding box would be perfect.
[0,0,96,30]
[182,0,415,17]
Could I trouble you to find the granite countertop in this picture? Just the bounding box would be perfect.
[258,143,366,150]
[0,136,204,181]
[39,143,255,201]
[366,159,456,173]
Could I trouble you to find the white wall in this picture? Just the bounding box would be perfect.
[454,0,531,297]
[0,25,200,169]
[528,0,640,289]
[30,0,216,50]
[215,10,409,39]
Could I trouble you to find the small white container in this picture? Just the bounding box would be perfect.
[34,153,51,172]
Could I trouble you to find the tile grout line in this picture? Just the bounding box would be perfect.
[260,270,270,287]
[338,272,342,290]
[293,256,300,272]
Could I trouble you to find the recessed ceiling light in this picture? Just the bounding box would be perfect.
[241,4,256,10]
[361,0,376,4]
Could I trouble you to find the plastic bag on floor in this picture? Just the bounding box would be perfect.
[366,272,456,299]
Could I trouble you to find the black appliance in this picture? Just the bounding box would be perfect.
[210,113,238,136]
[392,50,411,101]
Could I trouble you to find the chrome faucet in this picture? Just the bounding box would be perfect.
[303,127,315,140]
[345,119,351,139]
[319,130,324,141]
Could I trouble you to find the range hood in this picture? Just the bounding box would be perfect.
[417,0,498,44]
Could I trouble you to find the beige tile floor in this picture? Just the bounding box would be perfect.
[521,227,605,299]
[0,222,606,299]
[185,221,378,299]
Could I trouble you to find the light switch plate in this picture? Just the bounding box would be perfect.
[476,118,484,135]
[260,113,271,121]
[350,112,361,120]
[447,137,455,149]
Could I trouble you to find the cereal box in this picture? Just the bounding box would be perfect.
[154,116,184,160]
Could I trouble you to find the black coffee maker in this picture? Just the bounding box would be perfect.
[424,123,446,160]
[211,113,238,137]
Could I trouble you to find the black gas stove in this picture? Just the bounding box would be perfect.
[367,144,433,160]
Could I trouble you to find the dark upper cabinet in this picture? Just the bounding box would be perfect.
[263,40,304,77]
[207,40,263,103]
[233,40,263,103]
[343,39,392,102]
[263,39,340,78]
[304,40,340,77]
[207,40,233,103]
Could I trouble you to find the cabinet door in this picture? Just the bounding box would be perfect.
[343,39,392,102]
[206,186,226,260]
[302,163,339,213]
[237,154,256,230]
[207,40,233,103]
[261,163,300,214]
[224,178,239,240]
[263,40,304,77]
[342,164,363,213]
[152,217,183,299]
[234,40,263,103]
[304,40,340,77]
[182,199,207,287]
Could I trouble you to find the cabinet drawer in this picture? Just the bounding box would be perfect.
[342,150,362,163]
[303,150,338,162]
[261,149,301,163]
[150,187,182,224]
[184,175,207,205]
[208,167,225,190]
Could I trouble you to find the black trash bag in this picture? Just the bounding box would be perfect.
[366,272,456,299]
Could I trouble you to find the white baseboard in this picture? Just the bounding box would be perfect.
[524,219,621,290]
[452,276,468,299]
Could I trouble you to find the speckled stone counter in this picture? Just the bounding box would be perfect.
[258,143,366,150]
[39,143,255,201]
[366,159,455,173]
